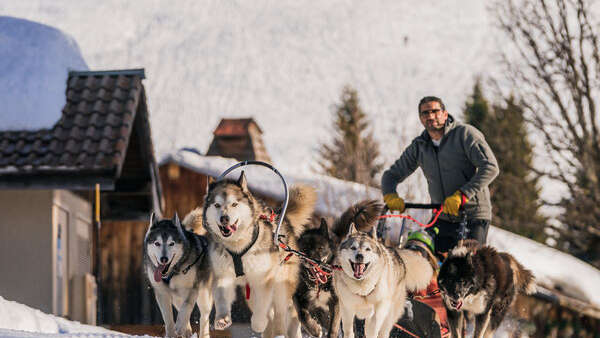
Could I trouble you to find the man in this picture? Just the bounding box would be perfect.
[381,96,499,254]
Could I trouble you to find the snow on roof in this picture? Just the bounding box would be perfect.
[163,149,384,218]
[166,150,600,308]
[0,16,88,131]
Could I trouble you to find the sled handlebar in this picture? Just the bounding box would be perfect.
[404,203,442,210]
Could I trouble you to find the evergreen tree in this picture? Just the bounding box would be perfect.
[318,85,383,187]
[464,82,547,242]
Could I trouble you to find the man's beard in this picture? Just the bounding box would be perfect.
[425,121,444,132]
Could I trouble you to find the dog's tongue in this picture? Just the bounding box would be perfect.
[154,264,166,282]
[226,223,237,233]
[353,263,365,278]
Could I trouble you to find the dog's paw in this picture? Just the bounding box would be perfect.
[164,325,176,338]
[250,314,269,333]
[304,318,322,337]
[214,315,232,330]
[175,323,192,338]
[306,324,322,337]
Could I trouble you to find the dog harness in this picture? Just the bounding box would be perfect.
[225,224,260,277]
[161,235,208,284]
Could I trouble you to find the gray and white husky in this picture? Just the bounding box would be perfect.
[438,242,536,338]
[189,171,317,337]
[332,206,434,338]
[143,213,213,338]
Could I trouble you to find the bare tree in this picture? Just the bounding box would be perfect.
[494,0,600,266]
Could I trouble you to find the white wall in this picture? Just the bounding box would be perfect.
[0,189,92,319]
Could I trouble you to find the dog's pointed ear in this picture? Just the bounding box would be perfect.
[206,176,216,193]
[319,218,329,239]
[238,171,248,192]
[173,212,188,239]
[349,222,358,236]
[146,212,157,238]
[367,225,378,240]
[466,251,474,264]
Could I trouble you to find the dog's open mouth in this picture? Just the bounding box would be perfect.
[450,299,463,310]
[219,220,238,237]
[350,260,369,279]
[153,261,172,282]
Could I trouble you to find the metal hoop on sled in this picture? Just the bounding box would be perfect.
[217,160,289,248]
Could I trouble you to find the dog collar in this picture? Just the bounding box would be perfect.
[226,224,260,277]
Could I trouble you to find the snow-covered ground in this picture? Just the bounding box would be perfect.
[0,295,134,338]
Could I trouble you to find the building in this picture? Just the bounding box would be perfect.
[206,118,271,163]
[0,69,162,324]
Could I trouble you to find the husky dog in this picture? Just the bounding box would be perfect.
[197,171,317,337]
[438,243,536,338]
[332,200,434,338]
[143,213,213,338]
[293,219,339,338]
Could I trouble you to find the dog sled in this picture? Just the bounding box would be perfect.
[377,205,451,338]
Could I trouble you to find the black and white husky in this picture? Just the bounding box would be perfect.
[332,200,434,338]
[438,242,536,338]
[293,219,339,338]
[193,171,317,337]
[143,213,213,338]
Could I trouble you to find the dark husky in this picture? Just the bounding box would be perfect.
[438,243,536,338]
[143,213,213,338]
[293,200,388,338]
[293,219,339,338]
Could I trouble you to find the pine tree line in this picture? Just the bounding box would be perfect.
[464,82,547,242]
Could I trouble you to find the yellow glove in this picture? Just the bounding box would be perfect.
[384,193,405,213]
[443,190,468,216]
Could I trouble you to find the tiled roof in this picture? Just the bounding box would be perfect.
[0,69,145,175]
[213,118,262,137]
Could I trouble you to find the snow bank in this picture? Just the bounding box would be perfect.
[0,295,126,337]
[489,227,600,307]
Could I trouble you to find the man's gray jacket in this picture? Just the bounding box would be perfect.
[381,115,499,221]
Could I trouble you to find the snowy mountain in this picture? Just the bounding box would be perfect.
[0,16,88,131]
[0,0,498,181]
